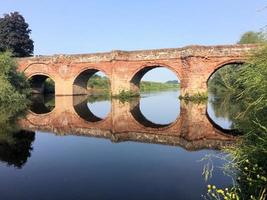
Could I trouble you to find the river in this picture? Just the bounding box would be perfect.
[0,90,236,200]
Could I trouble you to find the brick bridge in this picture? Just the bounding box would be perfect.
[18,96,235,151]
[17,44,257,96]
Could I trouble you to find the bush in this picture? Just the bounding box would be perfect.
[0,52,30,135]
[0,52,30,104]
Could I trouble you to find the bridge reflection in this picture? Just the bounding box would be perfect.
[18,95,235,151]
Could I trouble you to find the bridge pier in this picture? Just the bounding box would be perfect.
[180,76,208,97]
[55,79,73,96]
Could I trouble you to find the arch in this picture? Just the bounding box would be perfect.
[130,64,181,93]
[22,63,56,80]
[22,62,49,72]
[28,74,55,94]
[207,60,245,84]
[73,67,111,95]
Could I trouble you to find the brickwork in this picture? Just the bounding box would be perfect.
[17,44,257,96]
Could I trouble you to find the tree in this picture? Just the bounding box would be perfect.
[238,31,266,44]
[0,51,30,104]
[0,12,34,57]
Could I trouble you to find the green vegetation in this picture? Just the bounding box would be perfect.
[0,51,30,106]
[0,52,30,136]
[44,78,55,94]
[140,81,179,91]
[238,31,267,44]
[208,64,242,94]
[0,12,33,57]
[87,74,179,92]
[179,92,208,103]
[205,44,267,200]
[87,74,110,90]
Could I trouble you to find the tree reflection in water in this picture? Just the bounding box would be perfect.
[0,101,35,168]
[0,130,35,168]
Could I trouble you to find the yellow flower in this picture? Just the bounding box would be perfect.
[217,189,225,195]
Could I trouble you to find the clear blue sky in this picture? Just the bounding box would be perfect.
[0,0,266,81]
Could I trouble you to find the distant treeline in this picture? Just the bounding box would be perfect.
[87,74,179,91]
[140,81,179,91]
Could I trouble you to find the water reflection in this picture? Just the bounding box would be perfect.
[30,94,55,114]
[73,94,111,122]
[20,91,235,151]
[139,90,180,125]
[0,130,35,168]
[207,90,243,131]
[0,90,238,200]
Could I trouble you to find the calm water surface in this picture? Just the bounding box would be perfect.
[0,90,235,200]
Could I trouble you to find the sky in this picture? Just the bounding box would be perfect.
[0,0,266,82]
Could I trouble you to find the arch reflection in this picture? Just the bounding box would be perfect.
[130,91,180,128]
[30,94,55,114]
[73,94,111,122]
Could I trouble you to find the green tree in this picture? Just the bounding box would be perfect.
[238,31,266,44]
[0,12,34,57]
[0,51,30,105]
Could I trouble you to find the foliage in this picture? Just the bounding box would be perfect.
[208,64,242,94]
[237,31,267,44]
[0,51,30,135]
[205,45,267,200]
[87,75,179,92]
[87,74,110,90]
[0,51,31,105]
[44,78,55,94]
[0,12,34,57]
